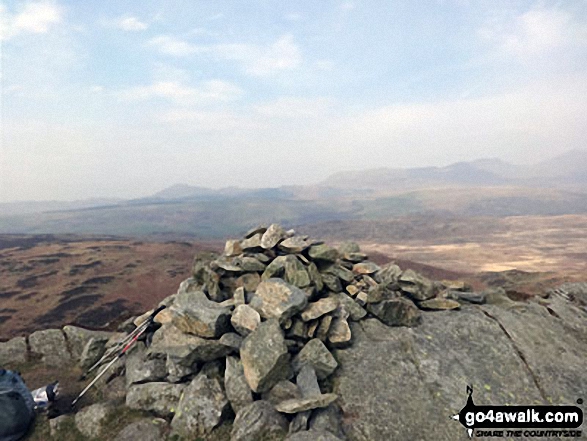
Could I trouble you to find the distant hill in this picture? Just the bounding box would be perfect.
[1,150,586,237]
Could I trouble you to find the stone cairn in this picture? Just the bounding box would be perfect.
[0,224,476,440]
[117,224,470,440]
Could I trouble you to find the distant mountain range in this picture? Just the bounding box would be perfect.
[1,150,586,237]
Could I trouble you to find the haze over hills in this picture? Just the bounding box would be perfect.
[1,150,587,238]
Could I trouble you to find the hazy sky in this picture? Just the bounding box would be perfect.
[1,0,586,202]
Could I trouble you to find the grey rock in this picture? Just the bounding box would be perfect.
[245,225,267,238]
[231,304,261,336]
[149,324,232,366]
[231,400,289,441]
[224,239,243,257]
[332,293,367,321]
[171,374,230,437]
[28,329,71,367]
[262,255,288,279]
[62,326,112,361]
[171,290,231,338]
[250,278,308,323]
[341,252,367,263]
[240,319,292,393]
[322,264,354,283]
[373,264,402,287]
[327,316,352,347]
[352,262,380,275]
[275,394,338,413]
[166,354,196,383]
[285,255,311,288]
[126,382,185,417]
[446,290,486,304]
[301,297,339,322]
[263,380,302,406]
[0,336,27,366]
[126,343,167,387]
[398,269,435,301]
[280,237,311,253]
[287,319,308,340]
[307,262,324,292]
[49,414,72,437]
[296,365,321,397]
[308,244,339,262]
[261,223,288,249]
[367,298,421,327]
[418,298,461,310]
[309,404,346,440]
[316,315,333,341]
[236,273,261,293]
[235,256,267,272]
[225,356,254,413]
[241,232,263,250]
[285,429,344,440]
[102,375,127,403]
[79,336,110,370]
[74,403,112,439]
[220,332,243,351]
[321,274,342,292]
[293,339,338,380]
[113,419,166,441]
[212,258,242,272]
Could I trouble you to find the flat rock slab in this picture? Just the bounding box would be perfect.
[171,374,230,437]
[0,337,27,366]
[275,394,338,413]
[332,303,587,441]
[28,329,71,367]
[301,297,339,322]
[126,383,186,417]
[250,279,307,323]
[231,400,289,441]
[241,319,292,393]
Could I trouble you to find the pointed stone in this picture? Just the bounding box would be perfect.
[293,339,338,380]
[261,224,287,249]
[231,304,261,336]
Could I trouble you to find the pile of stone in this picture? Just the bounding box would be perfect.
[0,224,479,440]
[112,224,472,440]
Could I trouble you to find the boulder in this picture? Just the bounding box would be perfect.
[74,403,112,439]
[374,264,402,287]
[261,223,288,249]
[62,326,112,361]
[231,304,261,337]
[250,279,308,323]
[28,329,71,367]
[125,344,167,387]
[149,324,232,366]
[398,269,435,301]
[241,233,263,250]
[332,293,366,321]
[262,380,302,405]
[307,244,339,262]
[284,256,311,288]
[171,290,231,338]
[79,336,110,370]
[293,339,338,380]
[301,297,339,322]
[126,383,186,417]
[236,273,261,293]
[231,400,289,441]
[280,237,311,253]
[224,239,243,257]
[225,356,254,413]
[240,319,292,393]
[367,298,421,327]
[49,414,72,437]
[171,374,230,438]
[113,419,167,441]
[275,394,338,413]
[418,298,461,310]
[235,256,267,272]
[0,337,27,366]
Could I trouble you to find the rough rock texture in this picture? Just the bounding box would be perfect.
[231,304,261,336]
[126,383,185,417]
[171,290,231,338]
[240,319,292,393]
[285,429,343,441]
[225,355,254,413]
[171,374,230,437]
[62,326,112,362]
[293,339,338,380]
[275,394,338,414]
[28,329,71,367]
[113,419,167,441]
[0,336,27,366]
[231,400,289,441]
[125,344,167,387]
[332,299,587,441]
[250,279,308,323]
[79,335,110,370]
[74,403,112,439]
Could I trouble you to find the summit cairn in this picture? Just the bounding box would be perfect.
[118,224,465,439]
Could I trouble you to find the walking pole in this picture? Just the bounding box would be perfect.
[72,305,166,407]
